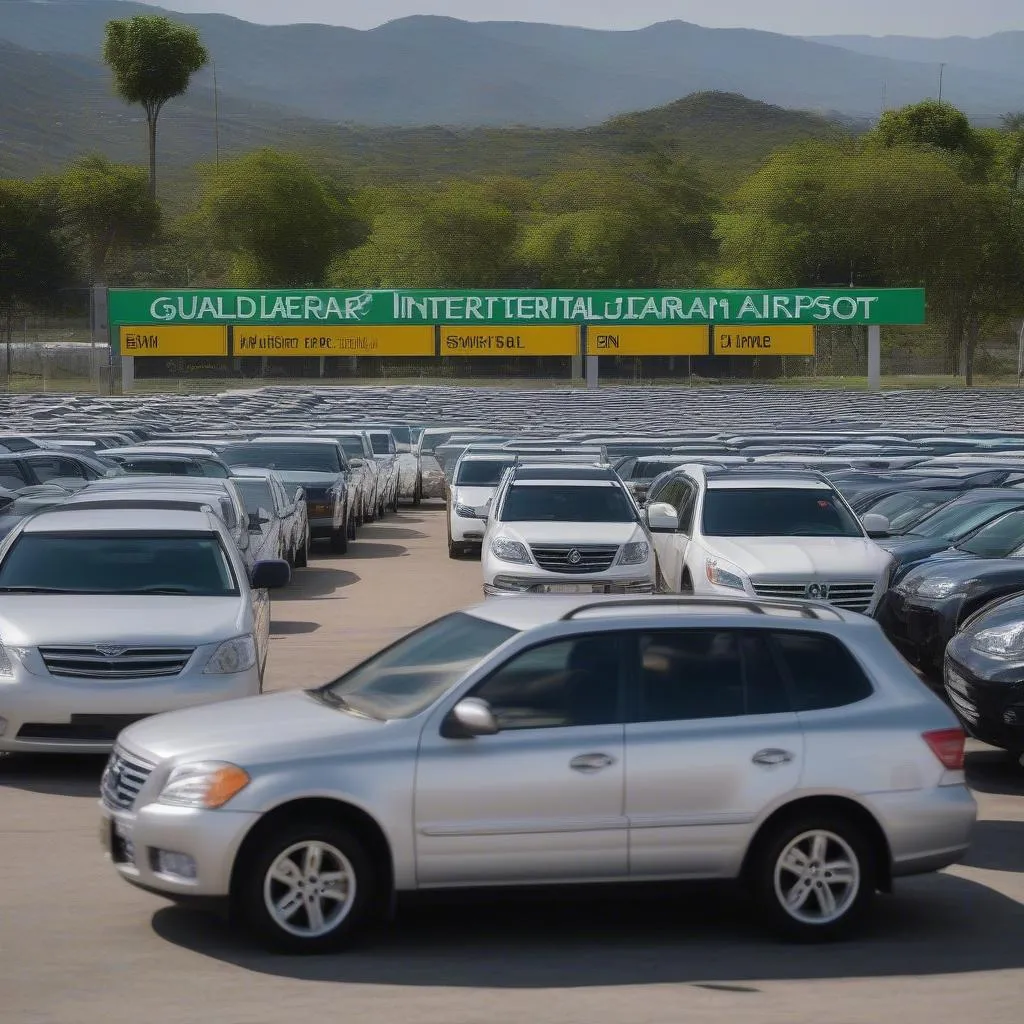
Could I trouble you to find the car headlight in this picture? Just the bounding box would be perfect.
[705,559,746,591]
[158,761,251,808]
[970,621,1024,659]
[491,538,530,564]
[203,635,257,675]
[0,643,13,679]
[619,541,650,565]
[454,503,477,518]
[911,577,965,601]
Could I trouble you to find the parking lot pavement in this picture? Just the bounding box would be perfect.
[0,506,1022,1024]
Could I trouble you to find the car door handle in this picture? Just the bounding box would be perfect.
[570,753,616,773]
[752,748,795,767]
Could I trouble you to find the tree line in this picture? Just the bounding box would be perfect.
[2,13,1024,383]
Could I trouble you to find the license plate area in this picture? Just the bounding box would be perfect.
[537,583,609,594]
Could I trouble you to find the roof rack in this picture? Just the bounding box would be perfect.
[560,596,836,621]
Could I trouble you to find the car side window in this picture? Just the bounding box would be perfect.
[470,634,624,730]
[770,631,874,711]
[30,457,86,482]
[676,482,697,533]
[633,630,791,722]
[0,460,29,489]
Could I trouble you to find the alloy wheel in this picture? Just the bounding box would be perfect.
[262,840,357,938]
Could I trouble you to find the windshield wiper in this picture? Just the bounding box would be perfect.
[310,689,381,720]
[0,586,79,593]
[123,586,195,595]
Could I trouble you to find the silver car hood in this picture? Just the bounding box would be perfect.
[498,522,642,546]
[120,689,385,764]
[704,536,891,579]
[0,595,248,646]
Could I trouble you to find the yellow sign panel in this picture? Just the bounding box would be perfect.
[441,325,580,357]
[714,325,816,356]
[589,325,709,356]
[120,325,228,357]
[234,325,435,357]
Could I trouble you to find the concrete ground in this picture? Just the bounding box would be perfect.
[1,505,1022,1024]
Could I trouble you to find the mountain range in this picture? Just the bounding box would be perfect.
[0,1,1022,130]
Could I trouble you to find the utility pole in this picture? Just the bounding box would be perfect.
[938,62,946,101]
[213,57,221,170]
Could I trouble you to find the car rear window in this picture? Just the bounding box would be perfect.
[770,632,873,711]
[0,533,238,596]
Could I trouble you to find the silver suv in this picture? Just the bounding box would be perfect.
[100,595,974,952]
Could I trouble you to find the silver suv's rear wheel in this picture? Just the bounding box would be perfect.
[754,814,875,941]
[236,821,376,952]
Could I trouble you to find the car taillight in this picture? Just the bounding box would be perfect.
[923,728,966,770]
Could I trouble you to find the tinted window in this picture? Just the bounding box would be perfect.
[909,499,1023,539]
[0,533,238,596]
[957,509,1024,557]
[677,483,697,532]
[472,634,622,730]
[771,632,873,711]
[120,458,204,477]
[235,479,275,514]
[502,484,636,523]
[320,612,516,720]
[456,460,513,485]
[635,631,790,722]
[220,444,341,473]
[28,457,90,482]
[332,439,366,459]
[702,487,862,537]
[0,460,29,489]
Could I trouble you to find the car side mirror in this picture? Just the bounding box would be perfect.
[294,487,304,504]
[251,559,290,589]
[442,697,499,739]
[350,457,365,467]
[475,500,492,520]
[646,501,680,533]
[249,508,271,531]
[861,513,891,538]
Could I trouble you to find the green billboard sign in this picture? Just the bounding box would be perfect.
[108,287,926,332]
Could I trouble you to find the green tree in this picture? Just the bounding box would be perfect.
[103,14,208,198]
[524,156,717,287]
[335,182,522,288]
[874,100,992,176]
[202,149,363,287]
[53,155,160,283]
[0,180,76,374]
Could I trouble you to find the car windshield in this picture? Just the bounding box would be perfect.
[956,510,1024,557]
[235,479,275,512]
[221,444,341,473]
[317,612,517,719]
[909,499,1024,539]
[866,490,957,532]
[332,438,366,459]
[456,460,513,485]
[702,487,862,537]
[501,484,636,523]
[0,533,238,595]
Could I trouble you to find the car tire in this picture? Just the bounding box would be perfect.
[448,540,462,559]
[234,820,377,954]
[330,527,348,554]
[752,813,876,942]
[412,479,422,506]
[294,539,308,569]
[680,570,694,595]
[347,514,357,540]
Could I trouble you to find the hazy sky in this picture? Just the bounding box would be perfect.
[134,0,1023,37]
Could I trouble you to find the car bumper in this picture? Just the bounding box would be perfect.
[450,514,486,544]
[865,784,977,877]
[308,513,340,538]
[944,656,1024,754]
[0,669,261,754]
[484,574,656,596]
[100,800,260,898]
[875,592,948,670]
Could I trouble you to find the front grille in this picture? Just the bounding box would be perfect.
[751,581,876,613]
[101,748,154,809]
[40,646,195,679]
[530,545,619,574]
[18,714,149,742]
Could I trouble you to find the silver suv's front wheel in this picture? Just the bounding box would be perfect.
[236,821,376,952]
[753,813,875,941]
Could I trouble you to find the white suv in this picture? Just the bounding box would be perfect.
[481,464,657,595]
[447,452,515,558]
[645,466,892,613]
